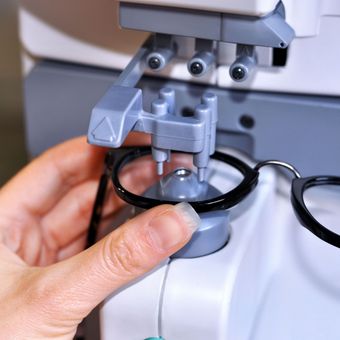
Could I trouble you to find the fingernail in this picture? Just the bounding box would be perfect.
[147,203,200,252]
[173,202,201,232]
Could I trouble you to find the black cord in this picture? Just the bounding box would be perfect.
[86,151,116,248]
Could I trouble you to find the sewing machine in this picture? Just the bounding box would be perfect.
[19,0,340,339]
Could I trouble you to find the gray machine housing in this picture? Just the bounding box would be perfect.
[25,61,340,177]
[24,1,340,178]
[120,2,294,49]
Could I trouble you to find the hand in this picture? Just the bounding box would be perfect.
[0,136,200,339]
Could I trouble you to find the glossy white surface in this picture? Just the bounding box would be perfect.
[101,261,169,339]
[101,155,340,339]
[119,0,278,16]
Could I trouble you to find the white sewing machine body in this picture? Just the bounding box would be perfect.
[101,162,340,340]
[18,1,340,339]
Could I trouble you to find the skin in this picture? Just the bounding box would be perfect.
[0,135,199,339]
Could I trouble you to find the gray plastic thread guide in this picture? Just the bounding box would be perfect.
[87,33,219,179]
[88,85,218,181]
[89,86,142,147]
[89,0,293,176]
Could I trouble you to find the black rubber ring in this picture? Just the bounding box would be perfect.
[291,176,340,248]
[112,147,259,213]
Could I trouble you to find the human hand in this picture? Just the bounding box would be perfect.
[0,136,200,339]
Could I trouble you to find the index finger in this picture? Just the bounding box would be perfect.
[0,133,149,218]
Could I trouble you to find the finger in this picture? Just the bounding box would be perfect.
[116,157,160,196]
[34,203,200,323]
[0,244,28,290]
[124,132,150,146]
[0,137,105,219]
[36,243,58,267]
[41,156,158,250]
[17,221,43,267]
[41,180,110,250]
[56,211,121,262]
[57,232,87,262]
[0,133,150,220]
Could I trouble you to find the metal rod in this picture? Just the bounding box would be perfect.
[254,160,302,179]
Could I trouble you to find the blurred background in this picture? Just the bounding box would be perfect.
[0,0,27,185]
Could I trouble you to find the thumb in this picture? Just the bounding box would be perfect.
[37,203,200,325]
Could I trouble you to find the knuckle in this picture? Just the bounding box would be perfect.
[101,231,150,280]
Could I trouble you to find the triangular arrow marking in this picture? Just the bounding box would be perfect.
[91,117,116,143]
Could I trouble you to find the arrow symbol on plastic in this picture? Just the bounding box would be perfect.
[91,117,116,143]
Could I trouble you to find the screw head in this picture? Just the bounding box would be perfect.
[240,114,255,129]
[190,62,204,75]
[148,57,161,70]
[231,66,246,81]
